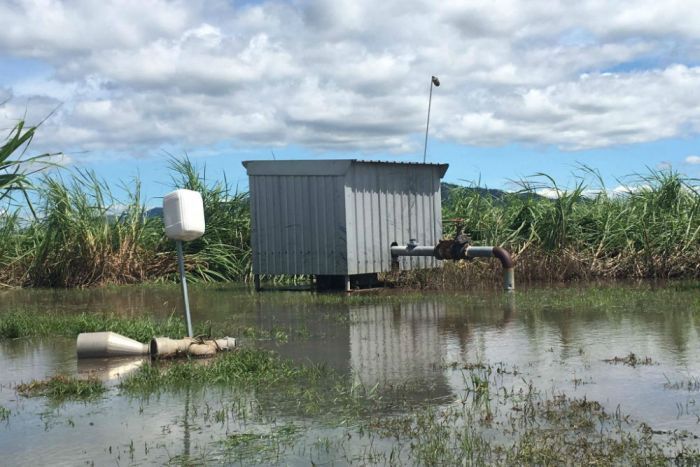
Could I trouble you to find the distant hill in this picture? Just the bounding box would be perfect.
[441,182,544,205]
[441,182,508,203]
[146,207,163,219]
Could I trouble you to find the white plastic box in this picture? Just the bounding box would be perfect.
[163,189,205,241]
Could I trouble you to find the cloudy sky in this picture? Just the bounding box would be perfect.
[2,0,700,199]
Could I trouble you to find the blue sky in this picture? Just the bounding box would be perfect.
[2,0,700,206]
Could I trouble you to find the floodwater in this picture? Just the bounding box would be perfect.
[1,282,700,465]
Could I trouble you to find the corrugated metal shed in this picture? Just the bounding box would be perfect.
[243,159,448,278]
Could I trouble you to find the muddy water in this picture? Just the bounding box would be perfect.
[1,282,699,465]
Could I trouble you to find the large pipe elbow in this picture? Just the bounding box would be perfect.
[466,246,515,292]
[492,247,515,292]
[491,246,514,269]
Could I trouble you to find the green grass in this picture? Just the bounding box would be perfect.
[438,167,700,284]
[113,350,700,464]
[0,311,191,341]
[0,405,9,421]
[0,157,251,287]
[216,424,302,464]
[119,348,330,392]
[0,308,319,343]
[603,352,655,367]
[1,119,55,211]
[16,375,106,402]
[364,367,700,465]
[2,162,700,288]
[8,337,700,464]
[119,348,382,422]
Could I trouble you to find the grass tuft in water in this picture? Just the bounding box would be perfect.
[16,375,106,402]
[218,424,302,464]
[0,405,10,421]
[603,352,655,367]
[0,310,190,342]
[663,375,700,391]
[120,348,330,393]
[120,348,382,421]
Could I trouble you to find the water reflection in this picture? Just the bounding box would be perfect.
[253,297,518,401]
[349,302,446,392]
[2,283,700,465]
[77,357,147,382]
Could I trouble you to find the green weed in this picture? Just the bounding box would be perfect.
[16,375,106,402]
[0,311,188,341]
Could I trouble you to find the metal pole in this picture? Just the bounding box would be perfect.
[176,240,194,338]
[423,79,434,163]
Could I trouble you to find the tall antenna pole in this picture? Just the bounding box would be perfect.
[423,75,440,163]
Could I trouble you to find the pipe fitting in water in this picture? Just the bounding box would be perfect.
[150,336,236,359]
[76,332,150,359]
[76,333,236,359]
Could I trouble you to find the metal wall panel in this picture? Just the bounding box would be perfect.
[344,163,443,275]
[248,172,347,275]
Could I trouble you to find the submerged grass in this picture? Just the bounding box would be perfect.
[0,405,9,421]
[114,347,700,465]
[119,348,328,393]
[7,337,700,464]
[362,366,700,465]
[216,423,302,465]
[0,308,316,343]
[604,352,655,367]
[0,310,189,342]
[16,375,106,402]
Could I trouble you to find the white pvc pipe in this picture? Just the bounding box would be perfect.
[77,332,150,358]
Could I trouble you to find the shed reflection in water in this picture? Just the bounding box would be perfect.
[1,284,700,466]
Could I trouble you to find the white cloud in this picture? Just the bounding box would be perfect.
[535,187,564,199]
[611,183,652,195]
[686,155,700,164]
[0,0,190,57]
[3,0,700,159]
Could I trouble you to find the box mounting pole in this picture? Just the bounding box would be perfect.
[176,240,194,338]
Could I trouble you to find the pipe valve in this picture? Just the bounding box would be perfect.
[390,228,514,291]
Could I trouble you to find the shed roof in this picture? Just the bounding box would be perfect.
[242,159,449,178]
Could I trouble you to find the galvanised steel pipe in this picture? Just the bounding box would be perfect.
[465,246,515,291]
[390,244,437,257]
[391,243,515,291]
